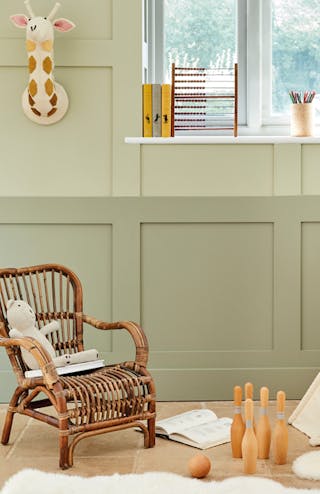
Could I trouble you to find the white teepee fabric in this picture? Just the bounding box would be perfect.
[288,372,320,444]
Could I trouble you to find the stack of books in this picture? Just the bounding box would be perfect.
[142,84,172,137]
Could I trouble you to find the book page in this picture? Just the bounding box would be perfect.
[155,409,218,435]
[170,417,232,446]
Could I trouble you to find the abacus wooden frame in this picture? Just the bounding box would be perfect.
[171,63,238,137]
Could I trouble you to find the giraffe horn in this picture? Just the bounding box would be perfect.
[24,0,35,17]
[47,2,61,21]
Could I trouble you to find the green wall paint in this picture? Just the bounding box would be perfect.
[1,1,320,196]
[141,145,274,196]
[141,222,273,351]
[1,1,320,401]
[0,197,319,401]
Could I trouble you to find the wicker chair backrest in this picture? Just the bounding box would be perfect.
[0,264,84,358]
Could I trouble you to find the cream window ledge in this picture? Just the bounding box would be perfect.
[125,136,320,144]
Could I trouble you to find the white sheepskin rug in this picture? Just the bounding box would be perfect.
[2,469,320,494]
[292,451,320,480]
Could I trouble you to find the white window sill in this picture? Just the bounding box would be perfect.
[125,136,320,145]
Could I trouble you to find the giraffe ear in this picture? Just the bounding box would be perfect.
[10,14,28,28]
[53,18,75,32]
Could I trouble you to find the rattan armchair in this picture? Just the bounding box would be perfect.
[0,264,156,469]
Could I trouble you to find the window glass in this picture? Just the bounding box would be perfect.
[272,0,320,115]
[164,0,236,82]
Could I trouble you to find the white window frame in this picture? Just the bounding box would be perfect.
[143,0,164,85]
[145,0,316,136]
[260,0,291,127]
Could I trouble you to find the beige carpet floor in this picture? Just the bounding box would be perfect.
[0,401,318,489]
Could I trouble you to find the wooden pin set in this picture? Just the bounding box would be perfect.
[231,383,288,474]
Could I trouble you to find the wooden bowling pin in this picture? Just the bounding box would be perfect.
[231,385,245,458]
[245,382,255,430]
[242,398,258,474]
[245,382,253,400]
[256,386,271,459]
[273,390,288,465]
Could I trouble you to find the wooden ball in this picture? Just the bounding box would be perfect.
[188,454,211,478]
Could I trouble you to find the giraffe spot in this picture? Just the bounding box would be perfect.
[28,56,36,74]
[29,79,37,97]
[31,107,41,117]
[45,79,54,96]
[43,56,52,74]
[26,39,36,52]
[41,40,53,52]
[28,93,35,106]
[50,93,58,106]
[47,108,57,117]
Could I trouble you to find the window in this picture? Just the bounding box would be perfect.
[270,0,320,117]
[145,0,320,135]
[163,0,236,82]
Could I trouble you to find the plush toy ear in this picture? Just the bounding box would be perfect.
[6,299,15,310]
[10,15,28,28]
[53,18,75,32]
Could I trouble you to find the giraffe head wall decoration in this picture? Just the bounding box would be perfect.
[10,1,75,125]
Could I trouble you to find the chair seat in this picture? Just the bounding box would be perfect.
[59,362,154,427]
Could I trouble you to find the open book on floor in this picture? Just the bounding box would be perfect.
[25,359,105,378]
[155,409,232,449]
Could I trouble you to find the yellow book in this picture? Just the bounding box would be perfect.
[143,84,152,137]
[161,84,172,137]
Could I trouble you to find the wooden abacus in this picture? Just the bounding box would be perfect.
[171,63,238,136]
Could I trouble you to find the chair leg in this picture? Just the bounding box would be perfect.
[54,381,70,469]
[59,434,70,469]
[1,388,24,445]
[1,410,15,445]
[147,416,156,448]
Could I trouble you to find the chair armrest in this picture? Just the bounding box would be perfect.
[82,314,149,367]
[0,335,59,388]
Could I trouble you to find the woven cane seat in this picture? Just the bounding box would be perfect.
[0,264,156,469]
[60,363,153,426]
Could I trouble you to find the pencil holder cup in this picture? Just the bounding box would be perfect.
[290,103,314,137]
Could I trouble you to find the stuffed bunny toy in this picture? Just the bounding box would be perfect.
[7,299,99,370]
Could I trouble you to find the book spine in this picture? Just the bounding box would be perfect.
[152,83,162,137]
[143,84,152,137]
[161,84,172,137]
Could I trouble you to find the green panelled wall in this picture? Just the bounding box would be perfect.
[1,1,320,401]
[0,197,319,401]
[1,1,320,198]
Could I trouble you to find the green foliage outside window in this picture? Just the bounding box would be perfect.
[164,0,320,115]
[164,0,235,75]
[272,0,320,113]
